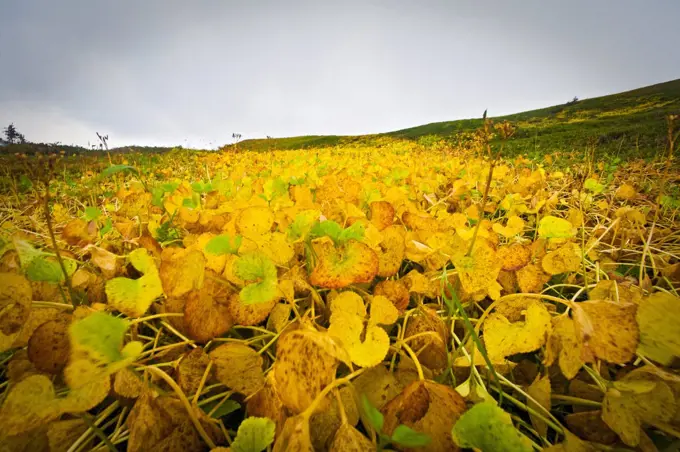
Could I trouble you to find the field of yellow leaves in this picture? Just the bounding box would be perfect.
[0,128,679,451]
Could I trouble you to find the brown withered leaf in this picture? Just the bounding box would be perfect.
[353,364,403,411]
[61,218,96,247]
[184,287,233,343]
[273,414,314,452]
[209,343,265,396]
[516,263,551,293]
[247,372,289,438]
[0,272,32,352]
[377,225,405,278]
[565,411,619,445]
[114,367,145,399]
[11,307,60,348]
[374,279,410,311]
[6,349,38,382]
[544,430,605,452]
[370,201,395,231]
[329,423,374,451]
[527,374,551,437]
[497,243,532,271]
[27,314,71,374]
[589,280,642,305]
[225,292,277,326]
[602,372,676,447]
[544,314,584,380]
[403,307,449,371]
[266,302,293,333]
[176,347,212,396]
[159,247,206,298]
[127,391,175,452]
[47,419,89,452]
[273,327,348,414]
[0,374,61,437]
[310,386,360,450]
[381,380,467,452]
[87,245,120,279]
[493,296,534,322]
[575,300,638,365]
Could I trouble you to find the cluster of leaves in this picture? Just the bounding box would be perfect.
[0,134,679,452]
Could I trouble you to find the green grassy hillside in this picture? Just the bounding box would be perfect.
[230,78,680,159]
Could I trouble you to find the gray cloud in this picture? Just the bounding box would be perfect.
[1,0,679,148]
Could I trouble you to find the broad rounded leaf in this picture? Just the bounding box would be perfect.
[451,401,533,452]
[231,417,276,452]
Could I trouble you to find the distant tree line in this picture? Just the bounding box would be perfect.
[2,123,26,144]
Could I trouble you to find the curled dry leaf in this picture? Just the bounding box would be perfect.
[381,380,467,452]
[61,218,96,247]
[543,430,603,452]
[87,245,120,278]
[527,374,551,437]
[267,302,293,333]
[247,372,289,438]
[273,414,314,452]
[403,307,449,371]
[209,343,265,396]
[273,327,347,414]
[544,314,584,380]
[0,272,32,352]
[310,386,359,450]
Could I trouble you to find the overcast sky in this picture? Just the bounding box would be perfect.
[1,1,679,148]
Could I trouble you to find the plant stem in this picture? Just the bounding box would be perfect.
[43,178,75,306]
